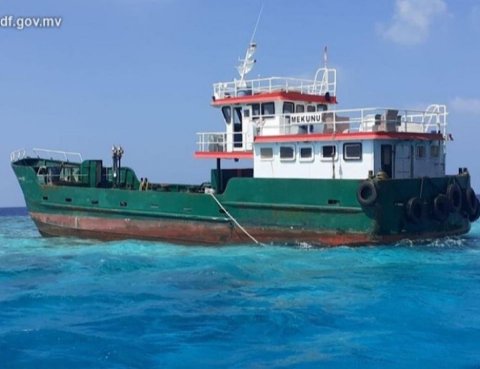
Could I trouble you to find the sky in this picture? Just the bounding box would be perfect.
[0,0,479,206]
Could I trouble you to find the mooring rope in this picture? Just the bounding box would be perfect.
[207,191,263,246]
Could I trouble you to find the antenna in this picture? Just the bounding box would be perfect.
[236,4,264,86]
[250,3,264,45]
[323,45,328,68]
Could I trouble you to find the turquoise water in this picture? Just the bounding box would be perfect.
[1,213,480,368]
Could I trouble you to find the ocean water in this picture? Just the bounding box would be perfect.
[1,210,480,369]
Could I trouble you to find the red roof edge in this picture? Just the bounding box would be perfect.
[212,91,337,106]
[194,151,253,159]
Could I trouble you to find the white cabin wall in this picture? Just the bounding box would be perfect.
[254,140,374,179]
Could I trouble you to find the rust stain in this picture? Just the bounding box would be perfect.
[29,212,469,247]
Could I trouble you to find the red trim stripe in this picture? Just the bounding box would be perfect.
[254,131,444,143]
[194,151,253,159]
[212,91,337,106]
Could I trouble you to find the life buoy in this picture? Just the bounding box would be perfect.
[465,187,479,217]
[433,194,449,221]
[357,181,377,206]
[406,197,423,223]
[446,183,462,213]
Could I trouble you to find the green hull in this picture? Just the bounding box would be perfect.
[11,157,475,246]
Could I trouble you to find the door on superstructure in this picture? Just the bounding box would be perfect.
[233,107,243,149]
[394,143,412,178]
[381,144,393,178]
[243,106,254,150]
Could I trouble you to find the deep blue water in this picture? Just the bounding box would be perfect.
[1,209,480,368]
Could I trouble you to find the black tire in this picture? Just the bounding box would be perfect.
[465,187,478,217]
[433,194,450,221]
[446,183,462,213]
[469,199,480,222]
[357,181,377,206]
[406,197,423,223]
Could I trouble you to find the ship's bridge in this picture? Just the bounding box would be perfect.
[195,66,339,159]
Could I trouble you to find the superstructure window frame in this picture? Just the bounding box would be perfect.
[299,145,314,162]
[251,103,261,118]
[343,142,363,161]
[416,145,426,159]
[282,102,294,114]
[295,104,305,113]
[279,145,295,161]
[321,145,337,160]
[222,106,232,124]
[259,146,274,161]
[261,102,275,117]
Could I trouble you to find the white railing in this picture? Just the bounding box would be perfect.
[196,132,227,153]
[213,67,337,99]
[10,148,27,162]
[10,148,83,163]
[195,105,448,155]
[196,132,253,153]
[259,105,448,136]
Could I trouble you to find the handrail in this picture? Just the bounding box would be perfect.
[32,148,83,162]
[10,148,83,163]
[196,105,448,154]
[213,67,337,99]
[10,148,26,162]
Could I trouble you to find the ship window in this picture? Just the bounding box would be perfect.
[280,146,295,161]
[222,106,232,124]
[416,145,426,159]
[260,147,273,160]
[251,103,260,117]
[431,145,440,158]
[262,102,275,116]
[299,146,314,162]
[295,104,305,113]
[317,104,328,111]
[283,102,294,114]
[322,145,336,158]
[243,109,250,118]
[307,105,316,112]
[343,143,362,161]
[233,107,242,125]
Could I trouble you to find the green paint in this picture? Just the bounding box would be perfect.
[12,157,473,243]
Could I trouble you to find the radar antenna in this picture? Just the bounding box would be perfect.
[236,4,264,87]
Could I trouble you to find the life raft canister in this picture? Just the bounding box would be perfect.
[433,194,450,221]
[357,181,377,206]
[446,183,462,213]
[406,197,423,223]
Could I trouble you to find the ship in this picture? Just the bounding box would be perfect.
[10,43,480,246]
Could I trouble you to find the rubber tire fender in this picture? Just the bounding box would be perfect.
[357,181,378,206]
[465,187,478,217]
[446,183,462,213]
[406,197,423,223]
[469,198,480,222]
[433,194,450,221]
